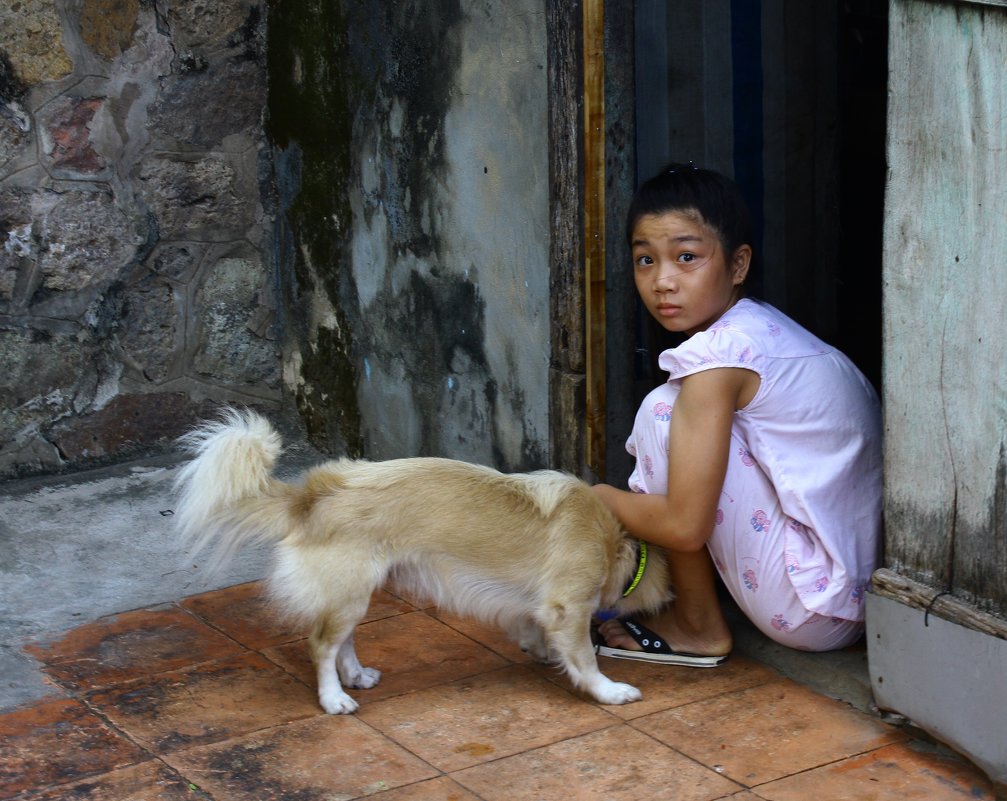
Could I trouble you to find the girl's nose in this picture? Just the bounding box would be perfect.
[655,262,679,290]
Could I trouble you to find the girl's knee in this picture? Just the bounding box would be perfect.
[626,385,678,493]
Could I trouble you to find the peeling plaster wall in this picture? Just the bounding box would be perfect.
[269,0,550,470]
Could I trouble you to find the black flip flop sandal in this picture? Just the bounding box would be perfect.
[594,617,729,667]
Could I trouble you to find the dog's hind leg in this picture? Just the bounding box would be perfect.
[503,615,551,662]
[336,631,381,689]
[309,608,379,714]
[541,601,642,706]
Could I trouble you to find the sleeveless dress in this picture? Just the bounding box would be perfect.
[626,298,882,650]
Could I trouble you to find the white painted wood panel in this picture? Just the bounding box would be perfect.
[883,0,1007,611]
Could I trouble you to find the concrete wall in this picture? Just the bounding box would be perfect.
[0,0,278,477]
[268,0,551,469]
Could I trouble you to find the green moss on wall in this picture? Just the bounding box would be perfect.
[266,0,365,455]
[294,325,364,455]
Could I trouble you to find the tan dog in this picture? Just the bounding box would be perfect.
[174,408,670,714]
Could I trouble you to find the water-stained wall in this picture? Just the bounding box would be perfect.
[268,0,551,469]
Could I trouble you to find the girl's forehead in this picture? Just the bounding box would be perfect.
[632,209,718,241]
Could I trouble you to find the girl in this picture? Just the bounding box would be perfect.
[594,164,882,663]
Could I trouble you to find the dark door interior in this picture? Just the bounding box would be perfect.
[606,0,888,484]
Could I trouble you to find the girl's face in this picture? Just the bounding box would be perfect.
[631,210,750,336]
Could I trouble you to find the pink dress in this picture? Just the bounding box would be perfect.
[626,299,882,650]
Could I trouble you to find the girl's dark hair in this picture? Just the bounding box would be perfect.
[625,163,755,263]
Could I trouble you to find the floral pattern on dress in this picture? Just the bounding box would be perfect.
[743,568,759,592]
[785,553,801,574]
[750,509,770,533]
[715,508,724,526]
[851,584,866,605]
[771,614,792,632]
[814,575,830,592]
[736,346,753,364]
[738,447,755,467]
[642,454,654,479]
[652,402,672,422]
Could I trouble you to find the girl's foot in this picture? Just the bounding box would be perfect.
[598,605,732,657]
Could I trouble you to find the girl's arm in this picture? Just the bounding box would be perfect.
[593,366,756,552]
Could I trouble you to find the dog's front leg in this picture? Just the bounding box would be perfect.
[310,617,379,714]
[545,605,642,706]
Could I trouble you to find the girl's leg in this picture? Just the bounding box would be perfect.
[599,546,733,656]
[707,430,862,652]
[600,384,731,656]
[603,385,859,654]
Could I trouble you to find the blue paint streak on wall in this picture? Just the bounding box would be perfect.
[730,0,765,294]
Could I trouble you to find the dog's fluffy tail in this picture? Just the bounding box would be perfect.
[174,407,285,568]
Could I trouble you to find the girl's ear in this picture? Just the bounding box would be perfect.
[731,244,752,285]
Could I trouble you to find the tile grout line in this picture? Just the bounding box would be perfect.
[740,738,912,795]
[441,720,629,791]
[6,578,995,801]
[171,584,620,798]
[617,681,914,794]
[622,720,751,795]
[614,675,848,792]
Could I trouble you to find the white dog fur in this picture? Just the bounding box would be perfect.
[174,408,670,714]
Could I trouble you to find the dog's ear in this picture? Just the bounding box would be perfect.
[600,536,641,608]
[615,535,637,566]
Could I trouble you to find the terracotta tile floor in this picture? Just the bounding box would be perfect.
[3,581,996,801]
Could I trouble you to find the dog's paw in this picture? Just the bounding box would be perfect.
[590,680,643,706]
[345,666,381,689]
[319,689,359,715]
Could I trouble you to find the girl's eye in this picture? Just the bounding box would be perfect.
[679,252,696,263]
[635,254,654,267]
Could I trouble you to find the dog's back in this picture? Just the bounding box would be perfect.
[270,455,627,630]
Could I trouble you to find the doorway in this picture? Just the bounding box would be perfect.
[605,0,888,484]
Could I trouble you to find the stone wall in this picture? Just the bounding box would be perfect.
[1,0,552,479]
[0,0,277,477]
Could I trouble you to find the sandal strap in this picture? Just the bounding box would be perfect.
[620,617,673,655]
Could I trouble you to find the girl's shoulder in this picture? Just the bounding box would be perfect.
[715,299,832,356]
[659,299,832,378]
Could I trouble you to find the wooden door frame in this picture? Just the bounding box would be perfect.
[546,0,635,481]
